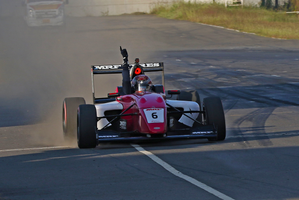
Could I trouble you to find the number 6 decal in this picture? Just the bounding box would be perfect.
[152,112,158,119]
[144,108,164,123]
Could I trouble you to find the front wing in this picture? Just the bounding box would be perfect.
[95,125,217,143]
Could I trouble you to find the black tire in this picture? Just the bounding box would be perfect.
[77,104,97,149]
[62,97,86,140]
[177,90,202,124]
[203,97,226,141]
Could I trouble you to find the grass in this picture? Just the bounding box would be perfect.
[151,2,299,40]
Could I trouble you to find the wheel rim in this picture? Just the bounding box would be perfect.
[77,109,80,145]
[63,101,67,131]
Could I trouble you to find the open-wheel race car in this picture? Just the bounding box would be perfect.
[62,47,226,149]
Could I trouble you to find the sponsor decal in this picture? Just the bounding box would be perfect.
[119,120,126,130]
[145,108,162,111]
[94,65,121,70]
[192,131,214,135]
[98,135,119,138]
[169,117,174,128]
[140,63,161,68]
[93,63,160,70]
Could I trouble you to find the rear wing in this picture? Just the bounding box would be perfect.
[92,62,164,74]
[91,62,165,103]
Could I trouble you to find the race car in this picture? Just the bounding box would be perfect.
[22,0,67,27]
[62,47,226,149]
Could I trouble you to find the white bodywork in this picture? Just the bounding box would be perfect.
[95,101,123,130]
[95,100,199,130]
[166,100,200,127]
[24,0,65,27]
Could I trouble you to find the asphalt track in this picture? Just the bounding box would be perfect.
[1,4,299,200]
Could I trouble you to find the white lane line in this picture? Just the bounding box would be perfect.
[0,146,68,153]
[196,22,287,40]
[131,144,234,200]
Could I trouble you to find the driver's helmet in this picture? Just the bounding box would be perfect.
[131,75,152,92]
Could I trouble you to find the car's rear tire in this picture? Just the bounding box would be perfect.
[77,104,97,149]
[62,97,85,140]
[203,97,226,141]
[177,90,202,125]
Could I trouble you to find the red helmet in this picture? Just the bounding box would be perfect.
[131,75,152,92]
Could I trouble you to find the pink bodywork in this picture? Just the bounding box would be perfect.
[116,91,167,134]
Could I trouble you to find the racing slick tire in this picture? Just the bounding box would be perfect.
[177,90,202,125]
[77,104,97,149]
[203,97,226,141]
[63,97,86,140]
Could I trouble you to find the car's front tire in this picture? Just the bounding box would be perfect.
[203,97,226,141]
[77,104,97,149]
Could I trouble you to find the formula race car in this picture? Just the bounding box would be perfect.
[62,47,226,149]
[22,0,68,27]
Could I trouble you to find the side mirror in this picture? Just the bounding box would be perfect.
[108,93,120,98]
[167,90,180,95]
[151,85,164,93]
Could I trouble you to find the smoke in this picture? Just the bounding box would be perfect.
[0,0,159,148]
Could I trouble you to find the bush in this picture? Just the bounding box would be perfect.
[291,0,299,10]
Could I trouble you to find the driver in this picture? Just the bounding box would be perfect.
[131,75,152,92]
